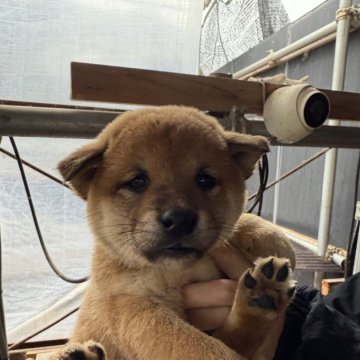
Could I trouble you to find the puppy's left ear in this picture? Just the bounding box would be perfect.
[58,140,107,200]
[224,131,270,179]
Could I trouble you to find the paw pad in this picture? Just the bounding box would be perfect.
[261,258,274,279]
[250,294,276,310]
[240,257,295,314]
[276,263,289,281]
[244,271,257,289]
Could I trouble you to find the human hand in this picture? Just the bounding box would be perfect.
[183,243,253,331]
[183,242,288,360]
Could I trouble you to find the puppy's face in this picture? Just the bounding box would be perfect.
[58,107,269,268]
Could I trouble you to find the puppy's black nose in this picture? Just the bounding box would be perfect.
[160,208,198,237]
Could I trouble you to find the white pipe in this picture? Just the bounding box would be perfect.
[233,21,337,79]
[0,226,9,360]
[353,202,360,274]
[315,0,352,288]
[317,0,352,258]
[332,252,346,270]
[353,230,360,274]
[272,146,283,224]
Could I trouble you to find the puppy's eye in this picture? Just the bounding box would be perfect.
[124,173,150,193]
[196,172,217,191]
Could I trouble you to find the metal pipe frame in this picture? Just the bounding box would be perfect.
[0,226,8,360]
[353,202,360,274]
[0,105,120,139]
[314,0,353,289]
[0,105,360,148]
[238,32,337,80]
[0,134,8,359]
[317,0,353,262]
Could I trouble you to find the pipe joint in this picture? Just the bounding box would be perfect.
[336,7,351,22]
[336,5,360,26]
[266,49,277,67]
[350,4,360,28]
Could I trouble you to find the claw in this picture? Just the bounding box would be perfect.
[261,258,274,279]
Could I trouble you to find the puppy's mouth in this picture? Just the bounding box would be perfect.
[145,243,204,261]
[163,243,200,256]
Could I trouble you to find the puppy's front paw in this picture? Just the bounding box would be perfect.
[213,257,296,357]
[49,341,106,360]
[238,257,296,318]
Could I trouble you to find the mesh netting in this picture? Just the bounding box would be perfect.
[200,0,289,75]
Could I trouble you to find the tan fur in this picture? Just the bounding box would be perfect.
[232,213,296,268]
[53,106,295,360]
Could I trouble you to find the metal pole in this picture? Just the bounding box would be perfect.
[0,226,9,360]
[353,202,360,274]
[272,146,283,224]
[0,105,119,138]
[0,135,8,360]
[316,0,352,287]
[1,106,360,147]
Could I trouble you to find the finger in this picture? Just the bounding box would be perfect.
[182,279,236,309]
[186,307,231,331]
[208,243,254,280]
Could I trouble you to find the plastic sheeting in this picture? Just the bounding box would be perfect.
[0,0,202,341]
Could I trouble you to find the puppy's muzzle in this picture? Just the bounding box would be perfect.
[160,208,198,238]
[143,207,203,261]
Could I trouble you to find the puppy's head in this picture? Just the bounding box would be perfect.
[58,106,269,268]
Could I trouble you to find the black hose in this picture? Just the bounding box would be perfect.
[9,137,88,284]
[247,153,269,216]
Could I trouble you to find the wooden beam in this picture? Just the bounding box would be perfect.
[322,89,360,122]
[71,62,360,121]
[71,62,265,114]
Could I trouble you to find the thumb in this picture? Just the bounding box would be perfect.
[208,242,254,280]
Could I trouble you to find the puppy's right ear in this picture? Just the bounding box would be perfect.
[224,132,270,180]
[58,140,106,200]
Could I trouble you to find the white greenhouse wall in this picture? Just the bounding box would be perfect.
[0,0,202,341]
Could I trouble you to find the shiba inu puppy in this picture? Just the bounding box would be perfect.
[53,106,295,360]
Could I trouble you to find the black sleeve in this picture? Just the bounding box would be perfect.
[275,274,360,360]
